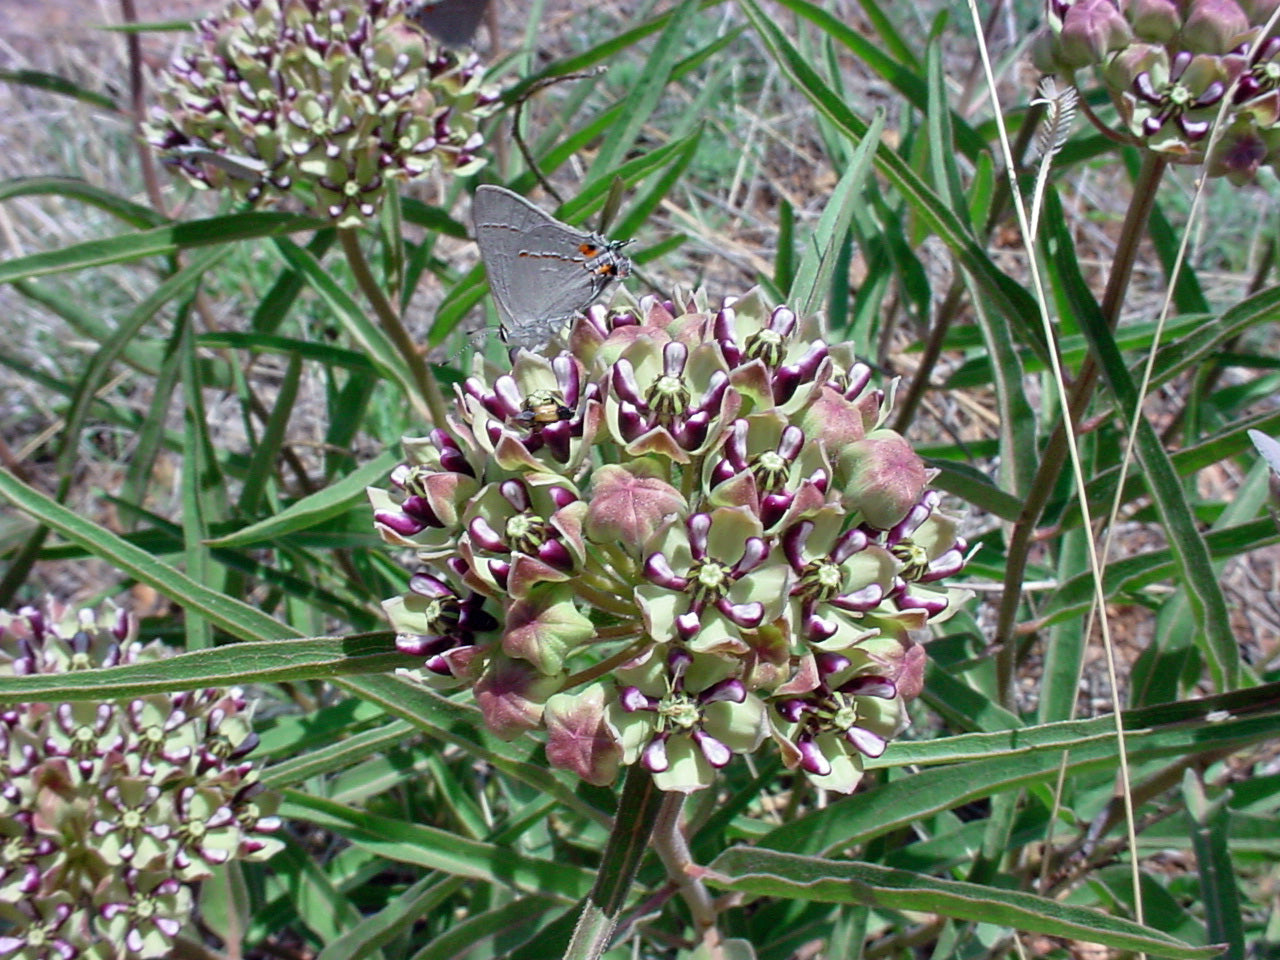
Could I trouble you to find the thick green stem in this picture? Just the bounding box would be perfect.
[564,765,664,960]
[993,151,1168,705]
[338,227,450,428]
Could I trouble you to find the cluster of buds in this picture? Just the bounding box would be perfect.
[1032,0,1280,182]
[146,0,492,225]
[370,289,970,794]
[0,602,282,960]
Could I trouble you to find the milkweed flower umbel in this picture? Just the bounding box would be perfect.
[146,0,493,225]
[371,289,971,793]
[1032,0,1280,180]
[0,601,282,959]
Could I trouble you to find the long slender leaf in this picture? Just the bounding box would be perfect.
[589,0,699,178]
[0,212,316,283]
[0,468,296,643]
[790,112,884,317]
[1043,193,1239,688]
[706,850,1217,960]
[0,70,119,109]
[0,175,163,227]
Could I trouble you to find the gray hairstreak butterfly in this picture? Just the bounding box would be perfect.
[472,184,632,351]
[408,0,491,47]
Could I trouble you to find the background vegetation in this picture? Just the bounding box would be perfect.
[0,0,1278,958]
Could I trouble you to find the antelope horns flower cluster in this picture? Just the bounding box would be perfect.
[1032,0,1280,181]
[0,601,282,960]
[146,0,493,225]
[370,289,970,794]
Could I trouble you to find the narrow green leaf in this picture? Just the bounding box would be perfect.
[589,0,699,178]
[1184,773,1246,960]
[0,633,413,703]
[121,310,187,528]
[239,352,302,514]
[1042,518,1280,626]
[0,469,296,643]
[280,790,595,897]
[316,874,464,960]
[251,228,336,334]
[1043,193,1241,687]
[0,70,118,110]
[207,447,400,547]
[0,212,316,283]
[410,894,561,960]
[706,850,1219,960]
[197,331,377,372]
[181,312,219,651]
[736,0,1049,365]
[790,112,885,317]
[925,459,1025,521]
[764,0,986,159]
[265,725,415,791]
[271,237,417,403]
[271,838,371,948]
[0,175,163,227]
[758,683,1280,854]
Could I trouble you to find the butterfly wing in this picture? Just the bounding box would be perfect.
[408,0,490,47]
[473,185,632,348]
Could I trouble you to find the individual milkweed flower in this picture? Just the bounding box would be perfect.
[0,600,282,959]
[611,645,767,794]
[1031,0,1280,174]
[372,286,970,793]
[770,645,912,794]
[146,0,493,226]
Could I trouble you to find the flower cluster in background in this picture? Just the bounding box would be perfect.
[1032,0,1280,182]
[146,0,492,225]
[370,290,970,794]
[0,602,282,960]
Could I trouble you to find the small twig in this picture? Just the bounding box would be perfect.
[512,68,608,202]
[118,0,167,215]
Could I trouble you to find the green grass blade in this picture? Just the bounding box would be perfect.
[765,0,985,159]
[197,331,377,372]
[279,790,595,897]
[0,70,118,110]
[1184,773,1246,960]
[271,236,418,404]
[0,633,411,702]
[316,874,464,960]
[736,0,1048,365]
[757,683,1280,853]
[238,352,302,515]
[180,310,224,651]
[1042,518,1280,628]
